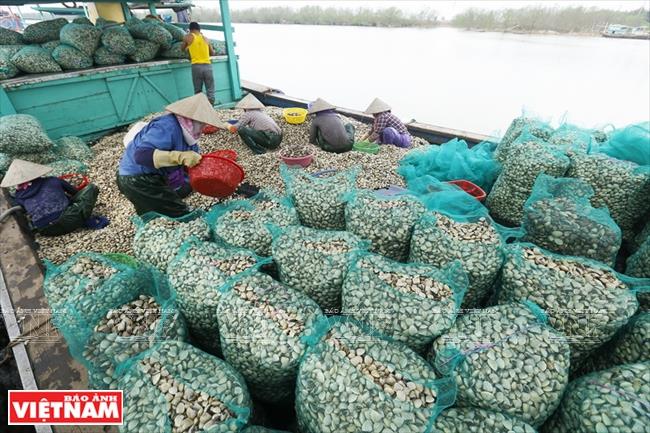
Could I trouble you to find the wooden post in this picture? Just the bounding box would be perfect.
[219,0,242,100]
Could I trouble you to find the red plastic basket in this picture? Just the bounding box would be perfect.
[202,125,219,135]
[189,154,244,198]
[59,173,89,191]
[447,180,486,202]
[208,149,238,161]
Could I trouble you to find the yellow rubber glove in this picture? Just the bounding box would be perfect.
[153,150,202,168]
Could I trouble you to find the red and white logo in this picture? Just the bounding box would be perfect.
[8,390,123,425]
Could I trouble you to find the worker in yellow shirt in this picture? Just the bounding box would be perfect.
[182,22,216,105]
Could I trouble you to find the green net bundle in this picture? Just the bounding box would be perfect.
[43,253,133,309]
[47,159,88,177]
[208,190,300,256]
[72,17,93,26]
[127,18,173,49]
[398,138,501,192]
[0,114,54,154]
[45,255,187,389]
[0,47,20,80]
[9,150,58,165]
[486,136,570,225]
[101,25,136,55]
[542,362,649,433]
[522,174,621,266]
[566,150,650,237]
[132,210,211,271]
[281,165,359,230]
[95,17,118,30]
[52,44,93,70]
[161,22,186,41]
[598,121,650,167]
[577,312,650,376]
[11,45,61,74]
[296,317,456,433]
[40,39,61,54]
[547,123,594,153]
[342,252,467,353]
[0,27,24,45]
[211,40,227,55]
[430,302,570,427]
[498,243,640,364]
[129,39,160,62]
[272,226,367,312]
[167,238,266,352]
[59,23,101,57]
[494,117,554,163]
[160,41,189,59]
[432,407,536,433]
[93,46,125,66]
[22,18,68,43]
[53,136,93,162]
[344,190,425,261]
[217,272,323,403]
[118,340,252,433]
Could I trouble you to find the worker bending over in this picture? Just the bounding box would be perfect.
[360,98,412,148]
[182,22,216,105]
[1,159,106,236]
[117,93,224,217]
[229,94,283,154]
[308,98,355,153]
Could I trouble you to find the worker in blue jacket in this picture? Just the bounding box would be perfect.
[117,93,226,217]
[1,159,107,236]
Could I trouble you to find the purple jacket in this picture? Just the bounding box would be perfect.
[13,177,76,228]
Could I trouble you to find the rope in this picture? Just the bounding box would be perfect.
[0,314,53,366]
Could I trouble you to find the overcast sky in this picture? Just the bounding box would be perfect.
[218,0,649,19]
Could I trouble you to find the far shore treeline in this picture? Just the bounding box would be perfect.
[192,5,649,34]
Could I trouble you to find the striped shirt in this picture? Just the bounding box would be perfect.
[372,111,408,135]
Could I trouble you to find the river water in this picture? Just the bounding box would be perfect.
[221,23,649,137]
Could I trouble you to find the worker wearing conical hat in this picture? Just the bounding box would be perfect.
[117,93,227,217]
[308,98,355,153]
[1,159,107,236]
[359,98,412,148]
[228,94,283,154]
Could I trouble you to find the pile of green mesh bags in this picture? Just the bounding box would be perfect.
[494,116,554,163]
[0,114,90,178]
[126,17,173,49]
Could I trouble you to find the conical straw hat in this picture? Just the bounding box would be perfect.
[365,98,391,114]
[308,98,336,114]
[166,93,229,128]
[236,94,265,110]
[1,159,52,188]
